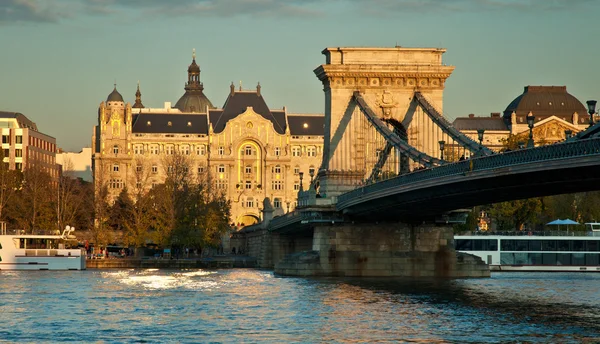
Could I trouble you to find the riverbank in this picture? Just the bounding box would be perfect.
[86,256,256,269]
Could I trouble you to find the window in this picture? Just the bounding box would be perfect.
[196,145,206,156]
[218,146,225,155]
[136,165,142,172]
[15,149,22,158]
[2,135,9,144]
[273,165,282,174]
[136,182,142,189]
[245,165,252,174]
[152,165,158,174]
[246,198,254,208]
[167,166,174,173]
[307,146,316,157]
[245,180,252,189]
[134,145,143,155]
[292,146,301,157]
[150,145,159,155]
[181,145,190,155]
[218,165,226,173]
[274,147,281,156]
[294,182,300,191]
[113,164,119,172]
[244,145,253,156]
[15,162,22,171]
[110,179,123,189]
[15,136,22,144]
[166,145,174,155]
[273,198,282,208]
[113,145,119,154]
[294,166,300,175]
[198,166,205,173]
[272,180,283,190]
[216,180,228,190]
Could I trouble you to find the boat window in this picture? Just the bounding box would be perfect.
[501,240,516,251]
[542,240,557,251]
[456,239,497,251]
[515,240,528,251]
[542,253,557,265]
[557,240,571,252]
[529,240,542,251]
[557,254,571,265]
[572,253,586,265]
[572,240,586,252]
[585,253,600,266]
[587,241,600,252]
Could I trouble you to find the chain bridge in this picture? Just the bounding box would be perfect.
[238,47,600,279]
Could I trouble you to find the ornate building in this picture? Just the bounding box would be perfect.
[92,53,324,226]
[453,86,592,155]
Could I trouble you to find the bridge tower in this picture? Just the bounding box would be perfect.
[314,47,455,199]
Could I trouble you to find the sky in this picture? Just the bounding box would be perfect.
[1,0,599,152]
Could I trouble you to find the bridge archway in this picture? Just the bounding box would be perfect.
[237,213,259,226]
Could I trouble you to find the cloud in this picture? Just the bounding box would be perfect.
[0,0,76,24]
[0,0,594,24]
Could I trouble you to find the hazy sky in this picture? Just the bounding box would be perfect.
[1,0,598,151]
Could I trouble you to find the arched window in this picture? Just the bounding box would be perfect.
[112,164,119,172]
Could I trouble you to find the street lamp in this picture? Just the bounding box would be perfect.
[564,129,573,140]
[438,140,445,160]
[477,129,485,153]
[299,172,304,191]
[587,100,597,127]
[526,113,535,148]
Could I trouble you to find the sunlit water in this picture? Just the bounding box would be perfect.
[1,270,599,343]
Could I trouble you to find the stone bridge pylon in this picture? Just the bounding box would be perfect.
[313,46,455,199]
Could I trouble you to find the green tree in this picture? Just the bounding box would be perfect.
[487,198,542,231]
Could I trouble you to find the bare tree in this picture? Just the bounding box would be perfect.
[0,149,22,222]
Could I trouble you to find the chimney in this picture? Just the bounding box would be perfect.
[230,82,235,96]
[256,82,261,96]
[468,114,475,118]
[490,112,501,118]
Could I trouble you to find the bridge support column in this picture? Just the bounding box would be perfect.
[274,222,489,278]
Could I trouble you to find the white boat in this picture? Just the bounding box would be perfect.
[0,225,86,270]
[455,223,600,272]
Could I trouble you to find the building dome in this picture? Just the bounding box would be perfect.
[107,86,124,103]
[503,86,587,120]
[188,59,200,74]
[174,90,214,113]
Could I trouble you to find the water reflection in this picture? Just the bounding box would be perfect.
[0,270,599,343]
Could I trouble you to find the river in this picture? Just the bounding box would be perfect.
[0,270,598,343]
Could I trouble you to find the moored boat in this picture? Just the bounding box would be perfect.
[0,226,86,270]
[455,223,600,272]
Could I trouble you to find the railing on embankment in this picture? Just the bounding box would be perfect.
[86,257,257,269]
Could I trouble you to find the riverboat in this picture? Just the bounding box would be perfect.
[455,224,600,272]
[0,226,86,270]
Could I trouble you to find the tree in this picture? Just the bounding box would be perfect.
[12,165,54,233]
[121,157,155,250]
[487,198,542,231]
[0,149,22,223]
[56,158,90,232]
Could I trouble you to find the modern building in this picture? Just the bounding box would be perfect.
[56,147,93,181]
[92,53,324,226]
[453,86,592,154]
[0,111,59,178]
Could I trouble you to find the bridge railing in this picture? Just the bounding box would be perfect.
[338,138,600,205]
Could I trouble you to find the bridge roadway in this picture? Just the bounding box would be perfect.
[337,138,600,221]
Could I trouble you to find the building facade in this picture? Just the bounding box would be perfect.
[56,147,93,181]
[453,86,592,155]
[92,54,324,226]
[0,111,59,178]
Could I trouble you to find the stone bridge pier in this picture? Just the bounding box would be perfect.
[273,222,489,278]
